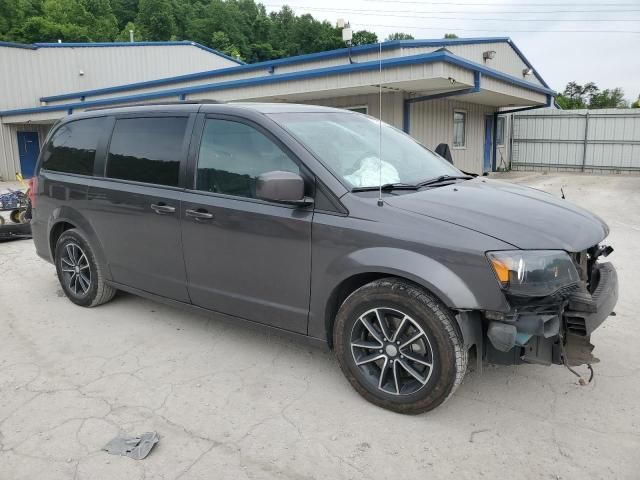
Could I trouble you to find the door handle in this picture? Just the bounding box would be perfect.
[151,203,176,214]
[185,208,214,221]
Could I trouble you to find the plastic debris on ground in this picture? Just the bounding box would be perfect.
[103,432,160,460]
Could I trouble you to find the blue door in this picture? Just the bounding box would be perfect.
[483,116,493,173]
[17,131,40,178]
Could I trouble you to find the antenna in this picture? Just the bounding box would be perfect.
[377,41,383,207]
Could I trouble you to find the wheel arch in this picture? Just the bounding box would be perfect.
[48,207,111,280]
[320,247,483,348]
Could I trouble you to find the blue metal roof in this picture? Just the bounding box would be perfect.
[0,49,555,118]
[38,37,549,104]
[0,40,244,64]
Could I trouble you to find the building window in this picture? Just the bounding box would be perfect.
[195,119,299,199]
[453,110,466,148]
[496,116,505,146]
[42,117,106,176]
[106,117,188,187]
[344,105,368,115]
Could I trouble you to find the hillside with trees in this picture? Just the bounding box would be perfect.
[0,0,388,63]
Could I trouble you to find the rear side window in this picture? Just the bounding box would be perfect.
[42,117,106,175]
[106,117,188,187]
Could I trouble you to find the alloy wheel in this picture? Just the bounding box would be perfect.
[60,242,91,296]
[350,307,435,396]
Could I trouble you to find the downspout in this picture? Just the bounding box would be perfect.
[491,94,553,172]
[403,71,481,134]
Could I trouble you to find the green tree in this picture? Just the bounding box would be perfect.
[210,31,241,60]
[351,30,378,46]
[0,0,38,41]
[136,0,176,41]
[0,0,376,63]
[111,0,139,29]
[115,21,138,42]
[444,33,458,39]
[556,82,628,110]
[16,0,118,42]
[386,32,414,41]
[632,96,640,108]
[589,88,628,109]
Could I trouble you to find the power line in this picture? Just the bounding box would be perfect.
[353,22,640,33]
[267,3,640,14]
[264,4,638,21]
[362,0,640,6]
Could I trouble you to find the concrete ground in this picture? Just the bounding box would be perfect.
[1,172,639,480]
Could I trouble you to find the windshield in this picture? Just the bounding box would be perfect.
[269,112,461,189]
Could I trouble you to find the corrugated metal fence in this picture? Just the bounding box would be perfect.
[510,109,640,174]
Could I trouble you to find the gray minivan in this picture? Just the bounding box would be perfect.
[31,102,618,413]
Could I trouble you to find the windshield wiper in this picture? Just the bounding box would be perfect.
[416,175,473,188]
[351,182,419,192]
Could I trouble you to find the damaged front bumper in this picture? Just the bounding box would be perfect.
[484,261,618,367]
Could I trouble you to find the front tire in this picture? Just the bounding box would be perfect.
[55,229,116,307]
[334,278,467,414]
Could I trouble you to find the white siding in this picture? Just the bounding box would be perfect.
[401,42,544,87]
[410,98,496,174]
[41,41,544,106]
[300,92,406,129]
[0,45,238,110]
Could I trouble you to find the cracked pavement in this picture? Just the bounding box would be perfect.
[1,172,639,479]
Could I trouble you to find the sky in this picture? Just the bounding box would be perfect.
[264,0,640,101]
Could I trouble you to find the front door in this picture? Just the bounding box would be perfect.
[483,116,494,173]
[17,131,40,178]
[181,116,312,333]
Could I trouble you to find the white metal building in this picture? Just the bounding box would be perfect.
[0,38,553,180]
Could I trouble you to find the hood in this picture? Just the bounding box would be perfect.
[385,178,608,251]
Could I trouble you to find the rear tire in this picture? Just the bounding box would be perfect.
[333,278,467,414]
[54,229,116,307]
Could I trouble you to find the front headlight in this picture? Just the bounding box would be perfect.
[487,250,580,297]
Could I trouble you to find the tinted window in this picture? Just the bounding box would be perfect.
[196,119,299,198]
[106,117,187,187]
[42,117,106,175]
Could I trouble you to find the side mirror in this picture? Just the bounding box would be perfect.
[256,171,313,207]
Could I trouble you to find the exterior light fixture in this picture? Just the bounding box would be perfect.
[483,50,496,62]
[522,67,533,77]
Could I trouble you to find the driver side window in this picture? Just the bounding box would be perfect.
[195,119,299,198]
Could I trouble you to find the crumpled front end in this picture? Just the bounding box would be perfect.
[483,245,618,368]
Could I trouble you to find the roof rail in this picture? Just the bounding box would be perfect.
[85,99,224,111]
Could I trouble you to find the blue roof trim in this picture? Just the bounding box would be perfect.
[1,50,555,118]
[0,40,243,64]
[0,41,37,50]
[40,37,546,103]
